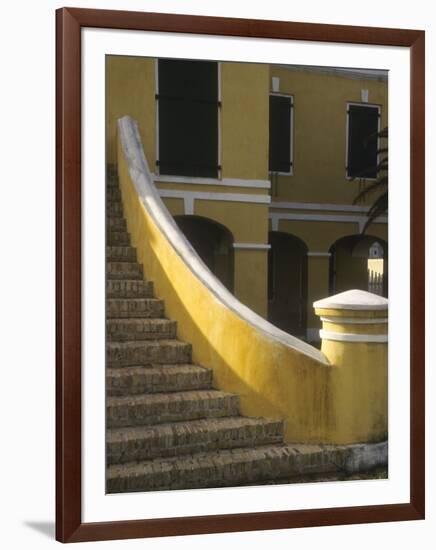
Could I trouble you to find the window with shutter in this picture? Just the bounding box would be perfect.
[157,59,219,178]
[269,94,293,174]
[346,104,380,179]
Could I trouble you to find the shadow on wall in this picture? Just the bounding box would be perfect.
[174,215,235,293]
[268,231,308,338]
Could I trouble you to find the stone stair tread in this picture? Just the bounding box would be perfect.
[106,416,284,463]
[108,416,283,443]
[107,389,234,407]
[106,389,240,428]
[107,363,211,378]
[107,317,175,340]
[107,246,137,260]
[107,339,189,349]
[106,297,163,307]
[106,363,213,395]
[107,318,172,327]
[106,280,154,299]
[107,262,143,280]
[107,339,191,367]
[106,443,316,492]
[107,297,165,319]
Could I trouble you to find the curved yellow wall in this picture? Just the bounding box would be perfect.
[117,124,387,445]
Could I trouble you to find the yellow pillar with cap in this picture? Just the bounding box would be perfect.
[314,289,388,444]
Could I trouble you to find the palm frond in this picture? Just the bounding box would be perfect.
[353,126,388,231]
[361,193,388,233]
[353,178,388,204]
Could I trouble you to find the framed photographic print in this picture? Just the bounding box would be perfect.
[56,7,425,543]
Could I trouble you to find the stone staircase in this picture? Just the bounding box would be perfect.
[106,174,342,493]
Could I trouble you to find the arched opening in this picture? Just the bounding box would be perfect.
[267,231,308,338]
[329,234,388,297]
[174,215,234,292]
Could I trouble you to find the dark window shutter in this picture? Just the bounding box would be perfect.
[347,105,379,178]
[158,59,218,178]
[269,95,292,173]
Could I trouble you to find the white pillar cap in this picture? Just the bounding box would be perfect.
[314,289,388,311]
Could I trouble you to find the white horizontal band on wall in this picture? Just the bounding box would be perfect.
[270,212,388,234]
[270,201,371,213]
[319,330,388,343]
[269,212,388,225]
[233,243,271,250]
[153,174,271,189]
[321,316,388,325]
[159,189,271,205]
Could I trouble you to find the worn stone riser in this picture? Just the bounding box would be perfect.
[106,444,346,493]
[107,418,284,464]
[107,318,176,341]
[107,309,164,319]
[107,364,213,396]
[107,298,164,319]
[107,391,240,428]
[107,202,124,216]
[107,217,127,232]
[107,340,192,367]
[107,187,121,201]
[106,280,154,300]
[107,231,131,246]
[106,246,137,262]
[107,262,143,280]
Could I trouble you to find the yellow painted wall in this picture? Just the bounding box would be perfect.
[106,56,156,166]
[221,63,270,180]
[270,67,388,206]
[234,249,268,318]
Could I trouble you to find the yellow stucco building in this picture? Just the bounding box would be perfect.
[106,56,388,343]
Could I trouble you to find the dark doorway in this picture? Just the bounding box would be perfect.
[329,234,388,297]
[268,232,308,337]
[174,215,234,292]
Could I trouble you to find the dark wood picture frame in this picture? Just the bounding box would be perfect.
[56,7,425,543]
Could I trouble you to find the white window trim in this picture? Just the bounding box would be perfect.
[345,101,382,181]
[154,59,222,180]
[269,92,294,177]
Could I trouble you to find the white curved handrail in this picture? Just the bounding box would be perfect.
[118,116,328,365]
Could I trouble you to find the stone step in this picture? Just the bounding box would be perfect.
[107,390,240,428]
[107,318,176,341]
[107,231,131,246]
[106,173,119,187]
[107,298,165,319]
[106,443,339,492]
[107,201,124,216]
[107,416,284,464]
[106,246,137,262]
[107,187,121,202]
[107,364,213,396]
[107,339,192,367]
[106,280,154,300]
[107,217,127,232]
[107,262,143,280]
